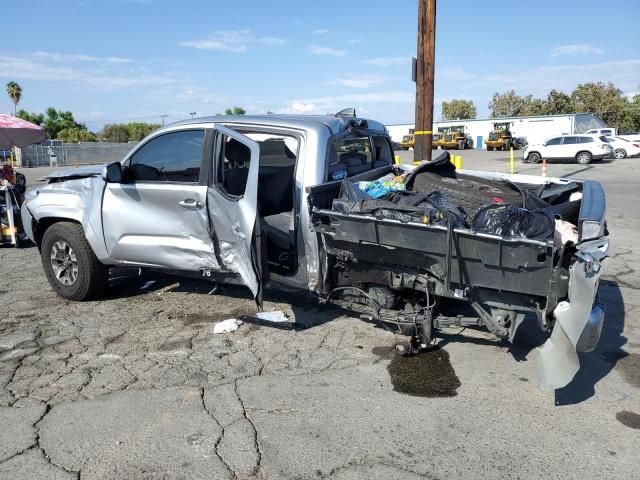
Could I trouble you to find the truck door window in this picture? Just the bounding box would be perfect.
[130,130,204,183]
[215,133,252,197]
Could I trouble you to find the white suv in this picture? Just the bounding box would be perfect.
[523,135,613,165]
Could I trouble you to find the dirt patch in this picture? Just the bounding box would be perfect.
[373,346,461,397]
[609,352,640,389]
[616,411,640,429]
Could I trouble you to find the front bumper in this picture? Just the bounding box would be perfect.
[537,239,609,389]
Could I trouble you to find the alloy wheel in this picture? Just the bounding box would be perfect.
[50,240,79,286]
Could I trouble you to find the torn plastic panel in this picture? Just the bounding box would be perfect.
[537,238,608,389]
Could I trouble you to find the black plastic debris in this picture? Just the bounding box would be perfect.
[471,204,555,241]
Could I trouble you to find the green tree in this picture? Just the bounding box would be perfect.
[42,108,87,139]
[488,90,528,117]
[99,124,129,142]
[57,127,97,143]
[441,99,477,120]
[543,89,573,115]
[16,109,44,126]
[618,94,640,133]
[224,107,246,115]
[6,81,22,115]
[126,122,160,141]
[520,95,546,116]
[571,82,627,127]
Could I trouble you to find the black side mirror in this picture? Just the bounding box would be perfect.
[101,162,123,183]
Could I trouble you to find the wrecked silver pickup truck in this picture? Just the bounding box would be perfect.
[21,113,608,389]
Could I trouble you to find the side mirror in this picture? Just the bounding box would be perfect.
[101,162,123,183]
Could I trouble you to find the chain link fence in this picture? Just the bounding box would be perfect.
[20,140,138,167]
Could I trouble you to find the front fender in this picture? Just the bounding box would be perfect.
[24,177,110,261]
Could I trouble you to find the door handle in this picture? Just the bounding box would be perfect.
[178,198,204,209]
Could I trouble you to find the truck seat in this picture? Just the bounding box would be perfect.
[262,211,293,251]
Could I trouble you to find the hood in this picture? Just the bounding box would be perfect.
[45,164,107,181]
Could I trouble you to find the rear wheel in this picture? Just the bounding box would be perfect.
[576,151,592,165]
[527,152,541,164]
[614,148,627,159]
[486,145,493,151]
[41,222,108,301]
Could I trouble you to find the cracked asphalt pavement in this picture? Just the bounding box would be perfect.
[1,152,639,479]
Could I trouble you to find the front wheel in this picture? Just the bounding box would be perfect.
[576,151,592,165]
[457,140,465,150]
[41,222,109,301]
[527,152,541,164]
[614,148,627,159]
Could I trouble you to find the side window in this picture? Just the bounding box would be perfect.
[130,130,204,182]
[215,133,252,197]
[580,137,595,143]
[602,129,613,135]
[563,136,579,144]
[546,137,562,145]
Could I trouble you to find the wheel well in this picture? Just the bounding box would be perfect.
[575,150,592,158]
[528,151,541,157]
[34,217,82,247]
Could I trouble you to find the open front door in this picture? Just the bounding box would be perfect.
[207,125,264,303]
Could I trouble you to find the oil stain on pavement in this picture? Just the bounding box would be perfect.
[615,411,640,429]
[373,346,461,397]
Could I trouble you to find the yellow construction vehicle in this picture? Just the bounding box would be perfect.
[399,128,415,150]
[484,122,514,151]
[433,126,473,150]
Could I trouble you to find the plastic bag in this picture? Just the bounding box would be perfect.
[471,204,554,241]
[357,173,406,199]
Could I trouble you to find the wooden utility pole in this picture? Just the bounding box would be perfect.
[414,0,436,163]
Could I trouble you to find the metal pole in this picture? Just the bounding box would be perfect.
[414,0,436,163]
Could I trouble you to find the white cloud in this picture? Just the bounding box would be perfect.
[329,74,388,89]
[347,39,363,45]
[313,29,329,35]
[438,59,640,96]
[0,53,179,91]
[278,91,413,116]
[550,44,604,56]
[32,51,132,64]
[180,30,287,53]
[365,57,410,67]
[309,44,346,57]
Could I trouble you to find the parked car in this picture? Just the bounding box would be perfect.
[522,134,613,164]
[602,136,640,159]
[584,128,616,137]
[22,113,609,389]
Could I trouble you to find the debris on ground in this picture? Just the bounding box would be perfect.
[213,318,244,334]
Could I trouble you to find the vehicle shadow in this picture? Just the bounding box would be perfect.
[554,280,627,406]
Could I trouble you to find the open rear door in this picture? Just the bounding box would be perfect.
[207,124,264,303]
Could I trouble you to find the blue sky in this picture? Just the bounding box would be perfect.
[1,0,639,130]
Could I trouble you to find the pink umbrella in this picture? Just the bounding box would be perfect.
[0,113,46,150]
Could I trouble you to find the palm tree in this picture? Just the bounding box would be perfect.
[6,81,22,115]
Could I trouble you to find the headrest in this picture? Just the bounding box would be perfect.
[226,138,250,165]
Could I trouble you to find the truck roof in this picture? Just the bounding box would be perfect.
[168,114,388,136]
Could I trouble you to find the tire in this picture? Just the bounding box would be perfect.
[486,146,493,151]
[505,140,512,151]
[409,171,523,218]
[457,140,465,150]
[614,148,627,159]
[41,222,108,301]
[527,152,541,164]
[576,151,592,165]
